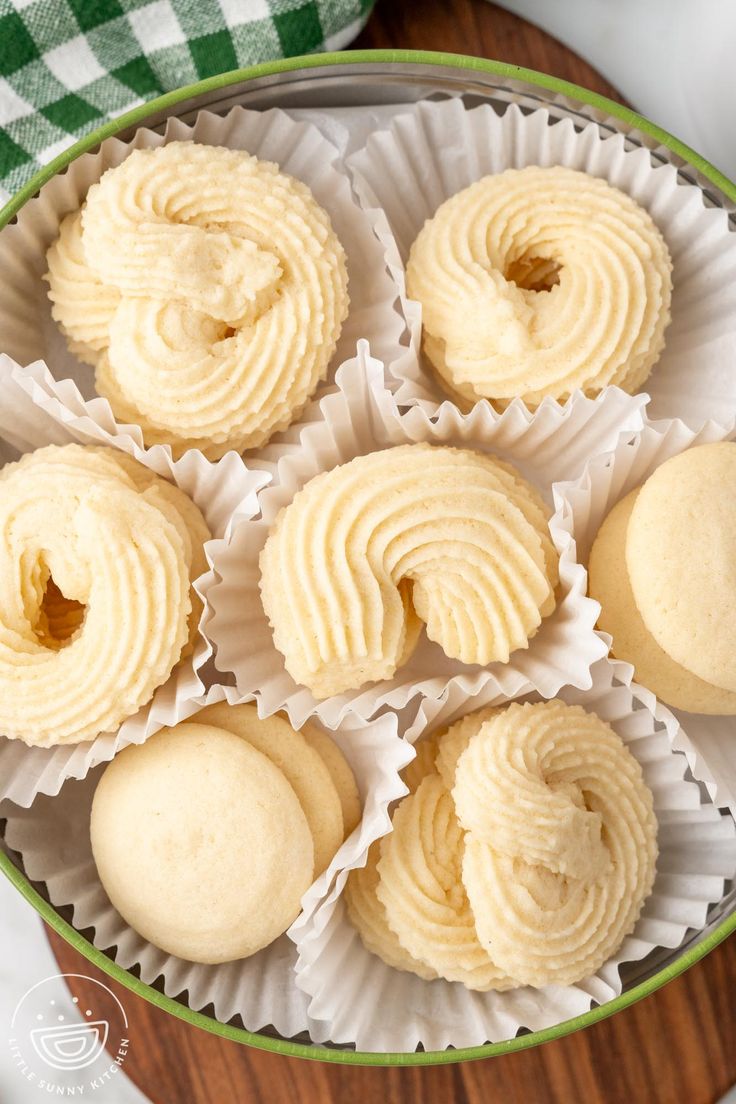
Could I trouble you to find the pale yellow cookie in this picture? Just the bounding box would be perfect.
[192,702,344,875]
[434,705,501,789]
[401,732,440,795]
[626,443,736,693]
[91,446,210,655]
[45,142,349,459]
[0,444,192,746]
[376,774,514,990]
[344,841,438,980]
[259,443,558,698]
[301,721,361,837]
[407,166,672,408]
[457,700,658,987]
[2,444,210,655]
[91,723,314,963]
[589,490,736,713]
[44,210,120,365]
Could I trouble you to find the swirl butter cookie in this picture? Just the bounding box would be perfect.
[377,774,514,990]
[46,142,349,459]
[434,705,501,790]
[455,701,657,987]
[91,723,314,963]
[259,444,558,699]
[344,841,438,981]
[407,166,672,407]
[0,444,208,746]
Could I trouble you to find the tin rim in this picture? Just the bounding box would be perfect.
[1,49,734,1065]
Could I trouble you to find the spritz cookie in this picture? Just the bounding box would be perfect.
[91,723,314,963]
[344,840,438,981]
[344,700,657,990]
[259,443,558,699]
[46,142,349,459]
[0,444,209,747]
[455,701,657,987]
[406,166,672,408]
[376,774,513,990]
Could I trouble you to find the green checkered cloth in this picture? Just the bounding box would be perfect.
[0,0,372,198]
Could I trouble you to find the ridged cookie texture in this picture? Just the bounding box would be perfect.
[344,700,657,991]
[45,141,349,459]
[91,723,315,964]
[0,443,209,746]
[377,774,514,990]
[407,165,672,408]
[259,443,558,699]
[345,840,438,982]
[456,701,658,987]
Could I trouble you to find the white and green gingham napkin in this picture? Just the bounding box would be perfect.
[0,0,373,198]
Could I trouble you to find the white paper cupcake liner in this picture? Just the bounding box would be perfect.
[202,344,650,729]
[551,414,736,815]
[0,356,268,808]
[0,683,413,1039]
[0,104,410,453]
[293,657,736,1052]
[347,98,736,426]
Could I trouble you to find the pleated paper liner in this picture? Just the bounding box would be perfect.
[347,97,736,426]
[0,104,411,453]
[551,414,736,814]
[1,682,413,1039]
[293,657,736,1052]
[0,356,267,807]
[202,344,648,730]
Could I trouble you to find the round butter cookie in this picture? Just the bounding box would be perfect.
[589,490,736,713]
[91,723,314,963]
[46,142,349,459]
[456,701,657,987]
[259,443,558,699]
[406,166,672,408]
[0,444,197,746]
[344,841,438,981]
[301,721,362,837]
[626,442,736,694]
[376,774,514,990]
[193,702,344,875]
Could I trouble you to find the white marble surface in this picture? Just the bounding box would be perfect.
[0,876,149,1104]
[496,0,736,181]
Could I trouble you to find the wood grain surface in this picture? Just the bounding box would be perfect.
[46,1,734,1102]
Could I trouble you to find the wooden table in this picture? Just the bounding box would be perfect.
[49,2,736,1101]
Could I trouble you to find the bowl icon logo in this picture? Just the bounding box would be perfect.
[30,1018,109,1071]
[8,973,129,1086]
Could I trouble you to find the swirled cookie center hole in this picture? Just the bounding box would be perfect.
[506,255,561,293]
[34,575,86,650]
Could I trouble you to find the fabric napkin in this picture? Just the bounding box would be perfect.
[0,0,373,198]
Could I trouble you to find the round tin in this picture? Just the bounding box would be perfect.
[1,49,734,1066]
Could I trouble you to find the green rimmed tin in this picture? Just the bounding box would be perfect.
[0,49,734,1066]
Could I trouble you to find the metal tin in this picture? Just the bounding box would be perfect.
[1,50,734,1066]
